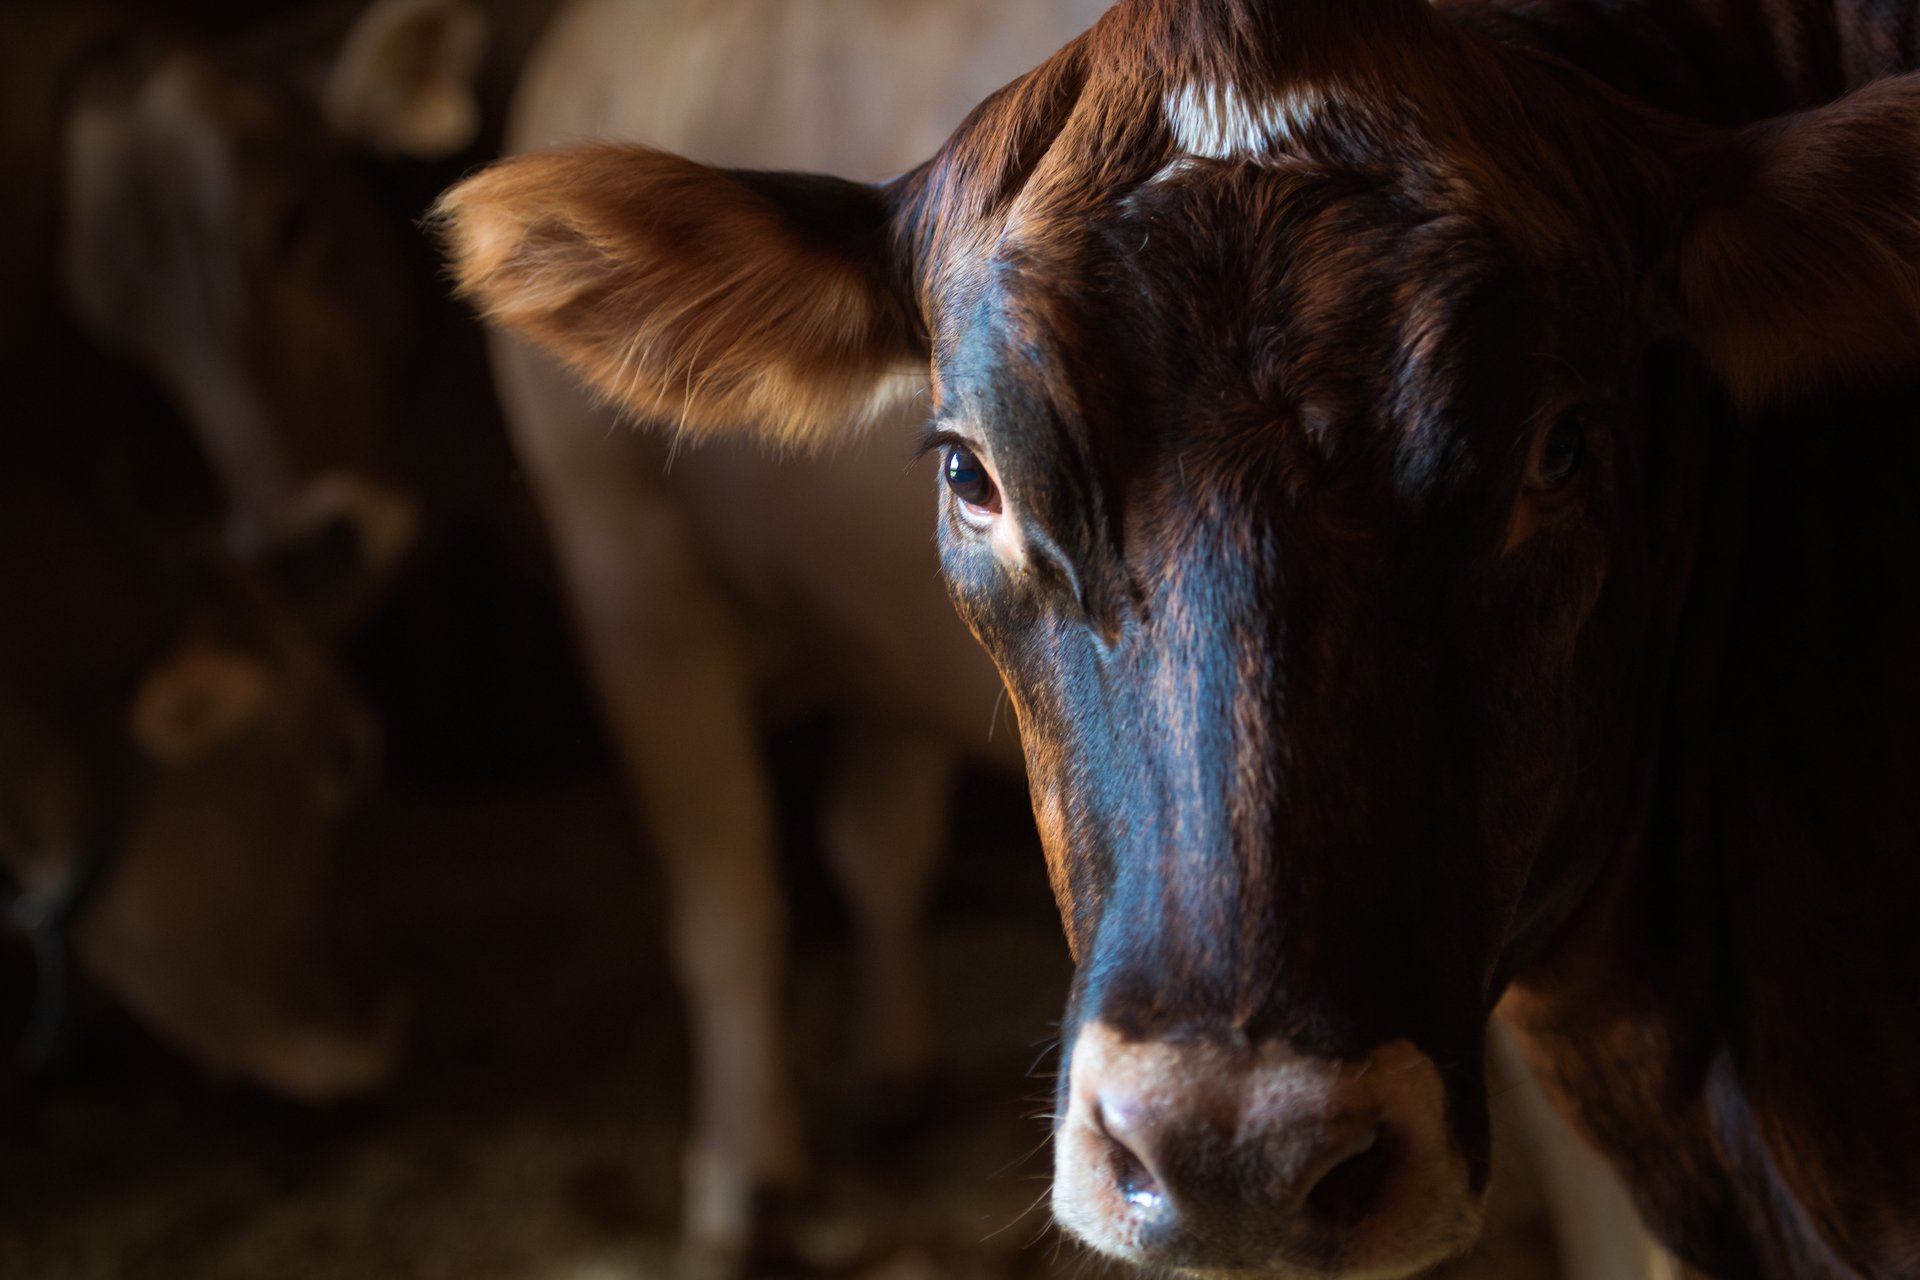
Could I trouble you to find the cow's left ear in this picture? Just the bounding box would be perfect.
[129,644,272,766]
[1674,76,1920,406]
[322,0,488,159]
[435,145,928,448]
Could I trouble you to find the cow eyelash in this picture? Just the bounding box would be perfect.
[915,425,975,462]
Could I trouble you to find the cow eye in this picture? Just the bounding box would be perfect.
[1527,416,1585,492]
[944,446,1000,515]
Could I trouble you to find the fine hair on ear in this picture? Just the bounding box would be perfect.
[434,145,929,448]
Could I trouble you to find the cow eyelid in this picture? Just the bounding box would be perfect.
[1523,413,1587,494]
[915,425,977,462]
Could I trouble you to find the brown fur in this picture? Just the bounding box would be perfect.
[436,146,928,447]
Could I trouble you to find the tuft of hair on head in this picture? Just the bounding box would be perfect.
[432,145,929,450]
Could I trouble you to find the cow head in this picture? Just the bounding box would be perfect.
[435,0,1920,1271]
[58,0,488,625]
[2,562,399,1102]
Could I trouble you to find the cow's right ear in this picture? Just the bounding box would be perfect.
[434,146,928,448]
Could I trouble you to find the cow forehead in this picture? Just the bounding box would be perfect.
[937,158,1524,457]
[924,66,1516,337]
[901,9,1645,498]
[1162,79,1338,161]
[907,7,1612,330]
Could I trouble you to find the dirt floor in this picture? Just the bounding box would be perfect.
[0,757,1563,1280]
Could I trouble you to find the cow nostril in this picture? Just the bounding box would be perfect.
[1111,1135,1163,1210]
[1303,1126,1397,1228]
[1095,1101,1166,1213]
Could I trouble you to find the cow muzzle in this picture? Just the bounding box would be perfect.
[1054,1022,1481,1277]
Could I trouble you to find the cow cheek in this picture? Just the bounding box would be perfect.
[954,581,1111,957]
[1473,573,1612,925]
[1027,759,1087,959]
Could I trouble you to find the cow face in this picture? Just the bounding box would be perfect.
[59,0,486,623]
[893,35,1654,1274]
[2,566,399,1102]
[436,0,1920,1271]
[924,150,1616,1279]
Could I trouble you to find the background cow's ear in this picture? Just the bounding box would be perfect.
[129,645,272,766]
[1674,76,1920,407]
[322,0,488,160]
[434,146,928,448]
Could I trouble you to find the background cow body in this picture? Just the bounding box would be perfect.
[491,0,1108,1258]
[443,0,1920,1276]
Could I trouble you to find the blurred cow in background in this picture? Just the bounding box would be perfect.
[58,0,494,632]
[1,0,499,1097]
[0,387,399,1100]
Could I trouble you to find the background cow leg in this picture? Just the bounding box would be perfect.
[633,607,799,1262]
[491,336,801,1264]
[546,496,803,1261]
[820,723,953,1120]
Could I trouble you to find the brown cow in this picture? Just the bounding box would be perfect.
[438,0,1920,1275]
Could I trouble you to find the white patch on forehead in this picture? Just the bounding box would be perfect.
[1164,81,1326,160]
[1145,156,1202,187]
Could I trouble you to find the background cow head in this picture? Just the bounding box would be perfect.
[59,0,489,628]
[89,575,400,1100]
[434,0,1920,1272]
[1,527,398,1102]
